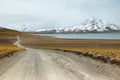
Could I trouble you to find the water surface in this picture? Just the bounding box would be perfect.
[33,33,120,39]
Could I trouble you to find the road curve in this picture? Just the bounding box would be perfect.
[0,36,119,80]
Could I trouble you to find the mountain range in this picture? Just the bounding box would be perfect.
[36,18,120,33]
[1,18,120,33]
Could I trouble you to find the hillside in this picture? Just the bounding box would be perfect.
[0,27,24,35]
[0,27,27,44]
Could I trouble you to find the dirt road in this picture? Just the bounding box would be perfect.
[0,36,119,80]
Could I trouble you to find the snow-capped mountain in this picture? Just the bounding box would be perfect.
[36,18,120,33]
[0,24,40,32]
[1,18,120,33]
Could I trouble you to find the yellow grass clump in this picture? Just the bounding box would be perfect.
[41,47,120,61]
[65,48,120,61]
[0,45,22,57]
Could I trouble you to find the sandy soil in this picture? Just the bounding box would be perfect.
[0,36,119,80]
[20,35,120,49]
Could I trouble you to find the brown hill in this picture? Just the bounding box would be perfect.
[0,27,27,36]
[0,27,26,44]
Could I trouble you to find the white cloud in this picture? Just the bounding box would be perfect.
[0,0,120,28]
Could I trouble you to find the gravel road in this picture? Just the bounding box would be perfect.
[0,36,119,80]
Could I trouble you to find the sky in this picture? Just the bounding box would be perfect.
[0,0,120,29]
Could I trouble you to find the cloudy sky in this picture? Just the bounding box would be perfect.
[0,0,120,29]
